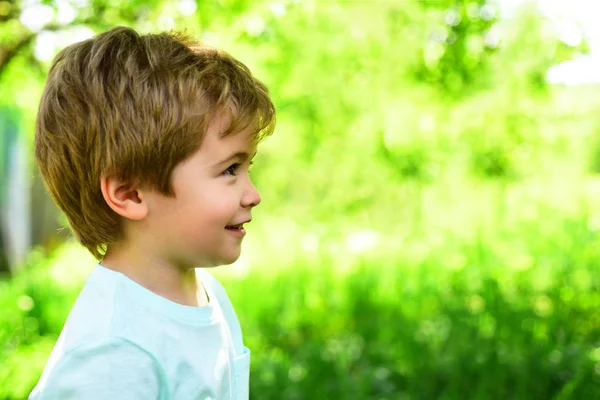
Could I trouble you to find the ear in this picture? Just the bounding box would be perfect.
[100,176,148,221]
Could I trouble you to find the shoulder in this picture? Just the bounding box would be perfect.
[30,337,168,400]
[61,265,162,347]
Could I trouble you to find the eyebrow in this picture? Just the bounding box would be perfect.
[215,151,257,166]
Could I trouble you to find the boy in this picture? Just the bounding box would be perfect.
[29,26,275,400]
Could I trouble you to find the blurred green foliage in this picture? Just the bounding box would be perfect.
[1,0,600,399]
[2,221,600,399]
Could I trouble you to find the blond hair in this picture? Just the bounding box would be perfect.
[35,26,275,259]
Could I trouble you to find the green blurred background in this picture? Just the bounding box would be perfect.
[1,0,599,399]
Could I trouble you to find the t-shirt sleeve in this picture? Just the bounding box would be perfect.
[31,338,168,400]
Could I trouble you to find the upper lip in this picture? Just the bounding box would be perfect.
[227,219,251,227]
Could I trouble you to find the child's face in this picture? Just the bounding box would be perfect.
[142,114,262,268]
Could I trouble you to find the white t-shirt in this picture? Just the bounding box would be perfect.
[29,264,250,400]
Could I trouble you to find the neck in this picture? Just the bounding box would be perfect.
[101,242,208,307]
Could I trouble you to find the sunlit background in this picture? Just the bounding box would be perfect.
[1,0,599,399]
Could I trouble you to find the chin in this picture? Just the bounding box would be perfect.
[220,253,241,266]
[204,251,241,268]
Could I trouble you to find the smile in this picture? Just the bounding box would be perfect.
[225,226,246,238]
[225,223,244,229]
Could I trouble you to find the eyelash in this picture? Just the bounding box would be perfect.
[224,163,240,176]
[224,161,254,176]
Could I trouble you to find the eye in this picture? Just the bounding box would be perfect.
[223,163,240,176]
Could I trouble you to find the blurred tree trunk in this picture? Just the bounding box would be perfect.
[1,107,64,274]
[0,127,30,273]
[0,223,8,274]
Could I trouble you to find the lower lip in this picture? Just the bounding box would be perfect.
[225,228,246,238]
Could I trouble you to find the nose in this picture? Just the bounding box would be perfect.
[242,178,261,208]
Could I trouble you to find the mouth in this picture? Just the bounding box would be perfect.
[225,222,247,230]
[225,219,251,234]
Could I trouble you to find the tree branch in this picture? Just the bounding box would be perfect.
[0,32,36,77]
[0,13,113,78]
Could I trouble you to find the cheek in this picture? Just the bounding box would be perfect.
[172,180,240,219]
[198,183,240,207]
[180,195,237,227]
